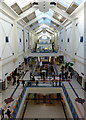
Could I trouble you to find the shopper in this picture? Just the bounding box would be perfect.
[30,72,32,79]
[5,108,11,118]
[65,72,67,79]
[17,79,20,86]
[1,108,5,120]
[32,75,35,81]
[70,72,73,79]
[22,80,25,87]
[36,80,38,86]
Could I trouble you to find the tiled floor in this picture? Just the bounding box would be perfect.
[0,65,31,119]
[63,79,86,119]
[0,63,86,119]
[24,100,65,118]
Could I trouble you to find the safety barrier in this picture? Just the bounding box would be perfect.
[27,80,62,87]
[10,81,80,119]
[10,84,27,119]
[62,84,79,119]
[31,51,58,53]
[10,81,62,119]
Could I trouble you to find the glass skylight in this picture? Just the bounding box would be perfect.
[58,0,73,8]
[56,0,84,8]
[35,9,43,17]
[38,18,44,24]
[4,0,32,8]
[73,0,84,6]
[35,9,54,24]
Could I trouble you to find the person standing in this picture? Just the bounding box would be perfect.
[65,72,67,80]
[36,80,39,86]
[22,80,25,87]
[66,71,68,79]
[40,61,42,69]
[30,72,32,79]
[1,108,5,120]
[70,72,73,79]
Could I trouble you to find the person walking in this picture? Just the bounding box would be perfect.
[17,79,20,86]
[5,108,11,118]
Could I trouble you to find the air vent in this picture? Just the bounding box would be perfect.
[33,2,38,5]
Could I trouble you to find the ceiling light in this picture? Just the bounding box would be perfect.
[58,15,62,20]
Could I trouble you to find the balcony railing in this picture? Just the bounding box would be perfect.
[31,50,58,53]
[10,84,27,119]
[62,84,79,119]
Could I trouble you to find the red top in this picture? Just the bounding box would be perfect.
[59,79,61,81]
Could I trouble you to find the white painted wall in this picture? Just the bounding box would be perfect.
[59,4,84,78]
[0,12,29,80]
[0,12,14,60]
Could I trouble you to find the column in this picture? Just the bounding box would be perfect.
[23,28,25,54]
[71,21,76,61]
[63,27,66,61]
[13,20,18,60]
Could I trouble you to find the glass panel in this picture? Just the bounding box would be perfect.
[35,9,43,17]
[35,9,54,24]
[45,18,51,23]
[58,0,73,8]
[73,0,84,6]
[38,18,44,23]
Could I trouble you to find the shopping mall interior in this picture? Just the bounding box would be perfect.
[0,0,86,119]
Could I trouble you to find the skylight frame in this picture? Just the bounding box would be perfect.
[35,9,54,25]
[4,0,33,8]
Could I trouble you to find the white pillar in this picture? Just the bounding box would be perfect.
[71,21,76,60]
[23,28,25,53]
[13,21,18,59]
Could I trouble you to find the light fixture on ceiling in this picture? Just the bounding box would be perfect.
[58,15,62,20]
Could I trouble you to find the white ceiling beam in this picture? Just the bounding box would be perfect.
[34,24,55,32]
[46,29,54,34]
[0,2,18,20]
[16,7,38,21]
[51,6,74,22]
[29,21,58,31]
[34,27,54,35]
[25,14,63,27]
[34,26,54,33]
